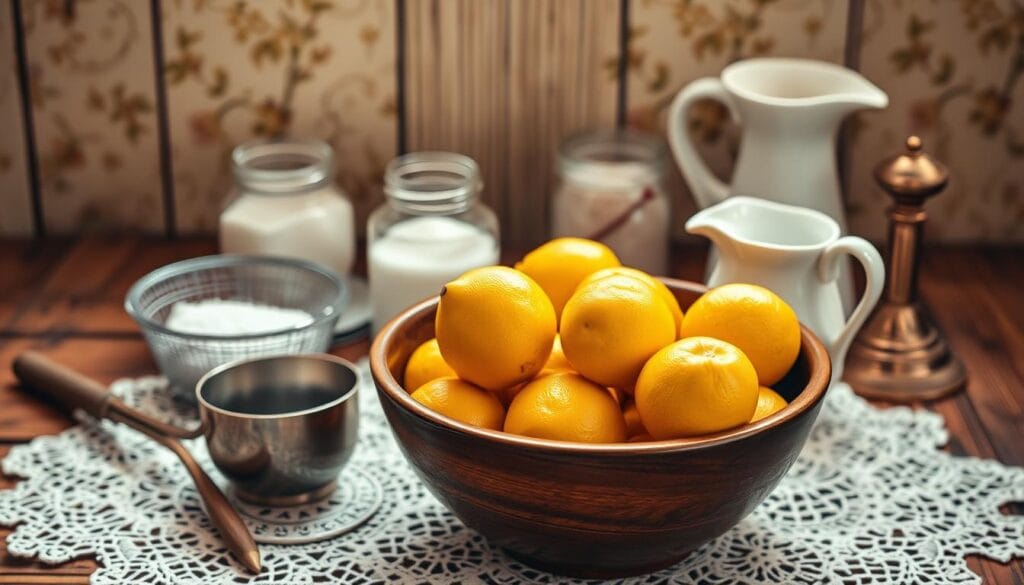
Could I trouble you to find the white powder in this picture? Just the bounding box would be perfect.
[164,299,314,336]
[368,216,498,332]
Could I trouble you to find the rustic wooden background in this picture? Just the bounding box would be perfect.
[0,0,1022,246]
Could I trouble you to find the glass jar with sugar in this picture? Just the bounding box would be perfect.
[368,152,499,332]
[220,139,355,278]
[551,129,671,275]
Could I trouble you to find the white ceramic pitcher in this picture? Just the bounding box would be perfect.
[668,58,887,309]
[685,196,885,384]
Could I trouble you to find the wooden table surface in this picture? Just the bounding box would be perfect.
[0,237,1021,584]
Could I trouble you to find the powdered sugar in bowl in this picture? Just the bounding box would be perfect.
[126,255,345,401]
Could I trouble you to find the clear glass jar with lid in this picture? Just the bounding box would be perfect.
[220,139,355,278]
[551,128,671,275]
[368,151,499,332]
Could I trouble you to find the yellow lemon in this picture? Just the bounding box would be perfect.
[496,383,524,407]
[514,237,620,320]
[403,338,456,391]
[634,336,759,439]
[435,266,556,391]
[580,266,684,333]
[410,377,506,431]
[498,335,575,406]
[560,274,676,389]
[504,372,627,443]
[622,400,648,438]
[750,386,788,422]
[678,283,801,385]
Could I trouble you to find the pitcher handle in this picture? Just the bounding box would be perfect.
[818,236,885,368]
[667,78,737,209]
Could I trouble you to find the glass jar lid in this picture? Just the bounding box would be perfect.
[559,128,667,190]
[232,139,333,194]
[384,151,482,214]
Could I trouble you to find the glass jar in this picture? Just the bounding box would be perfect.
[220,139,355,278]
[551,129,671,275]
[368,152,499,332]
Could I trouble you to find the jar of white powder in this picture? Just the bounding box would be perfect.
[220,139,356,279]
[551,129,671,275]
[367,152,499,332]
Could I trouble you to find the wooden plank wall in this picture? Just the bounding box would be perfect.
[404,0,622,249]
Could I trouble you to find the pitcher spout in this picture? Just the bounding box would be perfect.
[823,75,888,112]
[722,58,889,116]
[685,196,842,252]
[797,63,889,117]
[684,216,731,250]
[684,199,744,253]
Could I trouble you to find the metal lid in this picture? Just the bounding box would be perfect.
[873,136,949,201]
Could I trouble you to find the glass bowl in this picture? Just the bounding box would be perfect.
[125,255,346,400]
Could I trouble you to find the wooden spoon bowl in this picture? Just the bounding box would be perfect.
[370,278,831,578]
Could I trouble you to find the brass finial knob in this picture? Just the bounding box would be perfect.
[873,135,949,202]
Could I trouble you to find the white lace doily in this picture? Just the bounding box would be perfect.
[218,466,382,545]
[1,362,1022,584]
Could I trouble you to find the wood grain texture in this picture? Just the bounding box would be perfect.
[0,336,157,441]
[5,237,215,334]
[404,0,621,249]
[0,239,1021,582]
[371,279,832,578]
[917,249,1024,467]
[0,239,70,326]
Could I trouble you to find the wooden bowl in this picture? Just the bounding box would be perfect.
[370,278,831,578]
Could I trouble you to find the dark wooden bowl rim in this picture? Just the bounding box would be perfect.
[370,277,832,456]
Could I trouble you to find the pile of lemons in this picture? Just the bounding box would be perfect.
[404,237,800,443]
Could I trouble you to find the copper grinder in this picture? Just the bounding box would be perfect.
[845,136,967,402]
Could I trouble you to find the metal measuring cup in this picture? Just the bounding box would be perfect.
[13,352,361,573]
[196,354,360,506]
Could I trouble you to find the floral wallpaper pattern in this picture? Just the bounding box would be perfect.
[625,0,849,239]
[0,5,33,236]
[19,0,165,233]
[625,0,1023,243]
[0,0,1019,242]
[848,0,1024,241]
[162,0,396,233]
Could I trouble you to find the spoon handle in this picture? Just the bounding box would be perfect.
[13,351,112,418]
[12,351,262,574]
[137,423,262,574]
